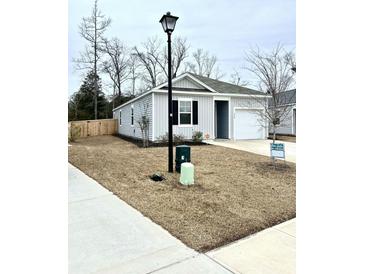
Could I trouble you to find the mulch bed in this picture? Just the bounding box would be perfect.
[68,136,296,252]
[114,133,209,147]
[268,134,296,143]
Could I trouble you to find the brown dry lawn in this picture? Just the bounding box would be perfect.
[68,135,296,252]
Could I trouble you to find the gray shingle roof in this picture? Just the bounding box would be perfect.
[268,89,296,107]
[187,72,266,95]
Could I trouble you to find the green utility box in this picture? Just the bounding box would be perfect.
[175,145,191,173]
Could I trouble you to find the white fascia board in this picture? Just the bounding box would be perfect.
[151,93,155,141]
[113,89,269,112]
[153,72,190,90]
[112,90,153,112]
[153,89,270,98]
[153,72,217,93]
[185,74,217,93]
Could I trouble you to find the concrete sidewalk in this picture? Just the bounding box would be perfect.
[207,219,296,274]
[68,164,233,274]
[204,139,296,163]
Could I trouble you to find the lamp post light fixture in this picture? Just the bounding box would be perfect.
[159,12,179,173]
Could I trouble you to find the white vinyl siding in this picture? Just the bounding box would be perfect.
[173,78,205,89]
[154,93,214,140]
[131,105,134,126]
[269,105,296,135]
[115,94,153,140]
[113,88,269,141]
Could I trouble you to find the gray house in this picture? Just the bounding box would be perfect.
[113,72,270,141]
[269,89,296,136]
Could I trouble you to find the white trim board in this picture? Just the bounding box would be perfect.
[292,107,296,135]
[113,90,269,113]
[112,90,153,111]
[186,74,217,93]
[177,98,193,127]
[151,93,155,141]
[153,90,269,98]
[153,72,218,93]
[113,73,269,112]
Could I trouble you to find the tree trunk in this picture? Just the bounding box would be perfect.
[271,125,277,165]
[272,125,276,144]
[132,74,135,95]
[145,127,149,147]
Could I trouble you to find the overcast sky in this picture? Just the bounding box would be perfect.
[68,0,295,96]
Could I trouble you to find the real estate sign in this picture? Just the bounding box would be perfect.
[270,143,285,159]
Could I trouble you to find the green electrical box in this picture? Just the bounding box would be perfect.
[175,145,191,173]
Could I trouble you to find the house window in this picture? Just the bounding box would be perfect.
[173,100,198,125]
[119,110,122,126]
[179,100,192,125]
[131,105,134,126]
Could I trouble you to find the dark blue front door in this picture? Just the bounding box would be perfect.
[215,101,229,139]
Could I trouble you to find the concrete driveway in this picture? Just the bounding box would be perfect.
[204,139,296,163]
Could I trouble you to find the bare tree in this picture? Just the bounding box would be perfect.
[128,53,142,96]
[73,0,111,119]
[133,36,189,90]
[171,37,189,78]
[186,48,224,79]
[245,45,296,143]
[157,36,189,78]
[101,37,130,99]
[284,51,296,73]
[133,37,164,89]
[230,68,249,86]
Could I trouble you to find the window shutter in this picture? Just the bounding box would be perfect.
[131,107,134,125]
[173,100,178,125]
[193,101,198,125]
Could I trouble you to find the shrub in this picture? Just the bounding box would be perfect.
[174,133,185,145]
[192,131,203,142]
[157,132,168,143]
[157,132,185,144]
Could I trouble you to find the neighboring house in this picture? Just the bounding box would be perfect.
[113,72,270,141]
[269,89,296,136]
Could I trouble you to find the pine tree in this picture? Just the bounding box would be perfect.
[68,71,108,121]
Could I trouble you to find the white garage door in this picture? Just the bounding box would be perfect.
[234,109,264,139]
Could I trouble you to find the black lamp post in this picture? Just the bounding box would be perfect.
[159,12,179,173]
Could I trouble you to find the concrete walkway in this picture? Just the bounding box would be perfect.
[68,164,233,274]
[204,139,296,163]
[207,219,296,274]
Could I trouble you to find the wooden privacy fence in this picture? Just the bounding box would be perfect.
[68,119,118,138]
